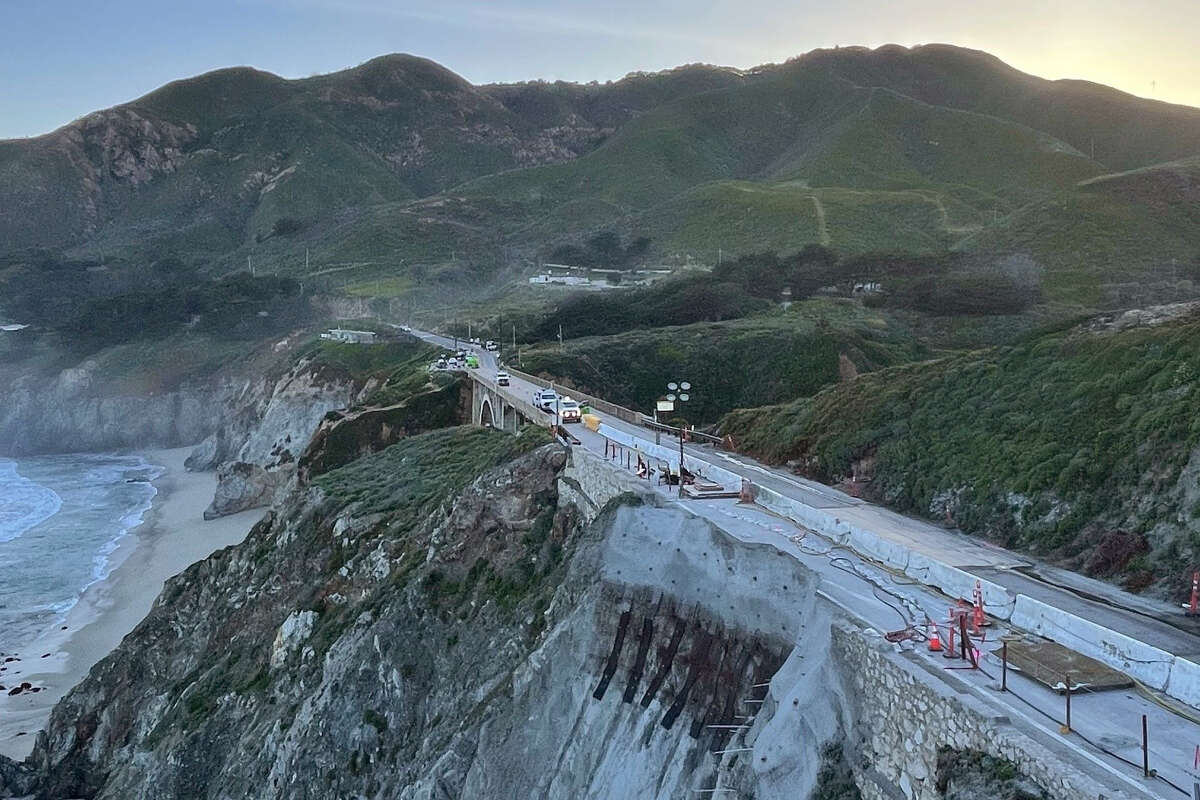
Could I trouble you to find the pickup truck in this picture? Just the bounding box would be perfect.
[485,340,498,352]
[496,371,510,386]
[558,398,582,423]
[533,388,558,412]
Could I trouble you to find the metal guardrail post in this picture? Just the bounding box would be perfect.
[1142,714,1149,778]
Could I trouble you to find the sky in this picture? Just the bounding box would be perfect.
[1,0,1197,139]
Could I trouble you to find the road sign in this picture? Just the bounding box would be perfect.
[657,400,675,412]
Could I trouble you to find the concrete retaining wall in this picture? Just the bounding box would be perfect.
[559,446,652,523]
[833,620,1154,800]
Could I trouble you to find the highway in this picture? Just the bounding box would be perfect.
[409,326,1200,797]
[416,328,1200,659]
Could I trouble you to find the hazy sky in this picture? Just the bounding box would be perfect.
[2,0,1197,139]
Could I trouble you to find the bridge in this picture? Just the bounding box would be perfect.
[470,371,544,433]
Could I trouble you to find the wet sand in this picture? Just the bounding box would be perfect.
[0,447,262,761]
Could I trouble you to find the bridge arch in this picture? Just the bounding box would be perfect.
[479,397,498,428]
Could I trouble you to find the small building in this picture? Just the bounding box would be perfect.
[529,274,593,286]
[321,328,377,344]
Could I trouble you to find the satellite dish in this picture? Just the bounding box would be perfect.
[667,394,677,402]
[679,393,690,402]
[681,382,691,390]
[667,382,678,391]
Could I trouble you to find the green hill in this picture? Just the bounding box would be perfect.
[2,43,1200,328]
[719,308,1200,597]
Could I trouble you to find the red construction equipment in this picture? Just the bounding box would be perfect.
[946,605,969,659]
[1185,572,1199,617]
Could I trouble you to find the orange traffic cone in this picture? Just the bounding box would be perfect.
[927,623,943,652]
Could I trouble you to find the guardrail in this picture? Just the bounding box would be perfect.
[503,367,648,427]
[640,418,725,446]
[503,366,731,448]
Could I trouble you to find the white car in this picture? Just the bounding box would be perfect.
[485,340,498,351]
[496,371,510,386]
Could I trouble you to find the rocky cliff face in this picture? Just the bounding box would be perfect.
[0,361,229,456]
[0,425,852,799]
[186,357,370,519]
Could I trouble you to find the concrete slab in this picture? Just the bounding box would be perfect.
[997,638,1135,694]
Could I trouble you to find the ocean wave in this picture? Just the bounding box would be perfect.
[0,459,64,543]
[84,456,164,587]
[0,453,166,651]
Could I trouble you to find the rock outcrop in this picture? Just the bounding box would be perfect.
[295,379,466,482]
[188,357,368,518]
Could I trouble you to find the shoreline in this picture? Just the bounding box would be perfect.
[0,446,263,762]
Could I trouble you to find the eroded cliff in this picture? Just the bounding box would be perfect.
[0,422,855,799]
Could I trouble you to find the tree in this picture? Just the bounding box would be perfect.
[586,231,624,268]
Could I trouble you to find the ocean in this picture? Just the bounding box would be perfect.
[0,453,163,653]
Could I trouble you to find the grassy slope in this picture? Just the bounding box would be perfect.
[720,314,1200,593]
[314,425,552,516]
[519,300,924,423]
[956,158,1200,308]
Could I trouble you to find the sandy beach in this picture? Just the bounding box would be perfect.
[0,447,263,761]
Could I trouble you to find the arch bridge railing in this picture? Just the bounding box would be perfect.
[500,367,727,448]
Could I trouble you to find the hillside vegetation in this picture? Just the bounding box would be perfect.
[720,308,1200,596]
[2,44,1199,328]
[519,299,924,423]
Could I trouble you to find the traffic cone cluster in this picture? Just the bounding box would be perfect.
[1185,571,1199,617]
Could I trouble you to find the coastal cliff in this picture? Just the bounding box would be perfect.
[0,425,853,799]
[185,356,365,519]
[0,363,229,457]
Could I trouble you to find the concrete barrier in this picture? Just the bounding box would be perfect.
[751,485,1016,616]
[1011,595,1174,691]
[1165,655,1200,703]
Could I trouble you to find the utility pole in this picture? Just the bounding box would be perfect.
[305,248,309,272]
[558,324,563,352]
[248,255,253,276]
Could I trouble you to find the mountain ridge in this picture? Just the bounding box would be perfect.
[2,42,1198,324]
